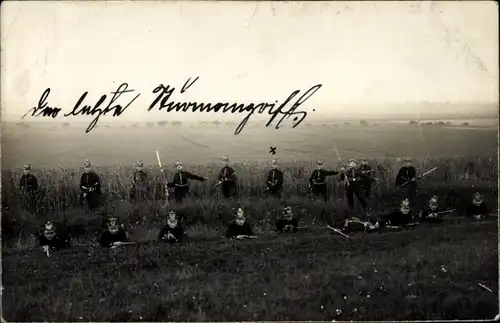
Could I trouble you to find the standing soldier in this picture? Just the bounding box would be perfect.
[359,157,375,202]
[166,162,207,203]
[80,160,102,211]
[216,156,238,199]
[395,157,417,207]
[265,159,284,198]
[309,160,339,201]
[39,221,70,256]
[19,163,39,213]
[130,161,149,202]
[340,159,370,218]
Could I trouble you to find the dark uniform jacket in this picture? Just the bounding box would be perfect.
[276,218,298,233]
[100,229,128,247]
[81,172,101,193]
[339,167,363,185]
[167,171,204,188]
[267,169,284,190]
[359,165,374,183]
[39,234,70,250]
[226,221,253,238]
[133,171,148,187]
[309,169,339,186]
[159,224,185,242]
[396,166,417,187]
[381,209,413,227]
[219,166,237,183]
[466,202,488,217]
[20,174,39,192]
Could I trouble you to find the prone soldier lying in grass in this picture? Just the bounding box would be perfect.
[466,192,488,220]
[100,217,129,249]
[39,221,70,256]
[276,206,299,233]
[419,195,454,223]
[159,210,185,243]
[226,207,257,240]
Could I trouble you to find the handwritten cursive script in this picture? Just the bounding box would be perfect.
[63,83,141,133]
[148,77,322,135]
[24,78,321,135]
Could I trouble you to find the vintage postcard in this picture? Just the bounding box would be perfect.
[1,1,498,321]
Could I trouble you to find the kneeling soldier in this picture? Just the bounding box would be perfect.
[226,207,256,240]
[39,221,70,256]
[466,192,488,220]
[100,217,129,248]
[276,206,299,233]
[159,210,185,243]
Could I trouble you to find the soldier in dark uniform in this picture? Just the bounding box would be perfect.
[130,161,149,202]
[395,157,417,207]
[80,160,102,211]
[466,192,488,220]
[226,207,256,240]
[100,217,129,248]
[158,210,185,243]
[265,159,284,198]
[309,160,339,201]
[20,164,39,213]
[39,221,70,256]
[359,157,375,201]
[217,156,238,199]
[419,195,445,223]
[276,206,299,233]
[166,162,207,203]
[366,199,414,232]
[340,159,370,217]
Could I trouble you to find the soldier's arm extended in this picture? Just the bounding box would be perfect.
[186,172,205,181]
[325,170,339,176]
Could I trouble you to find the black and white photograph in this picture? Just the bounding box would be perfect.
[1,1,498,321]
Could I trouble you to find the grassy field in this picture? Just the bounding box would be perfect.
[2,219,498,321]
[1,120,498,321]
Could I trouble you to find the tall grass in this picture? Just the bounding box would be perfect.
[2,156,497,248]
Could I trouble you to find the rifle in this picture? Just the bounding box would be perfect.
[333,144,350,187]
[156,150,169,207]
[235,235,257,240]
[326,225,351,239]
[398,167,438,188]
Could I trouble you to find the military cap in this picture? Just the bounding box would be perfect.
[316,160,324,166]
[222,155,230,162]
[401,199,410,207]
[272,159,278,165]
[44,221,55,233]
[175,161,183,167]
[24,164,31,170]
[84,159,92,167]
[473,192,482,198]
[348,159,357,163]
[136,161,144,167]
[361,157,368,161]
[404,157,412,162]
[429,195,438,203]
[283,206,292,212]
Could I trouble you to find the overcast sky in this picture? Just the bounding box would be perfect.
[1,1,498,123]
